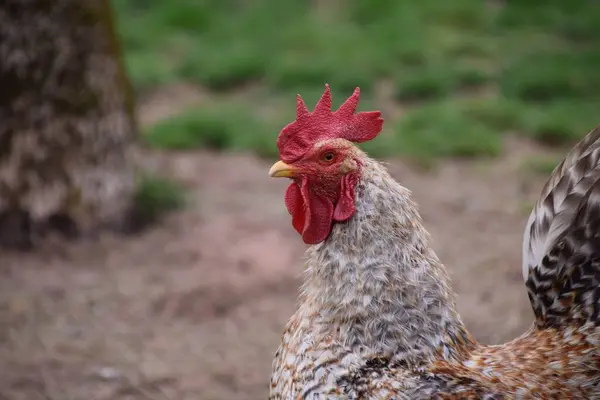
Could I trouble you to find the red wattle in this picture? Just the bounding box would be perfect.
[284,182,305,236]
[333,173,357,222]
[284,179,335,244]
[284,173,359,245]
[301,182,334,245]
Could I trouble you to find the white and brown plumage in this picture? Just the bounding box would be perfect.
[268,85,600,399]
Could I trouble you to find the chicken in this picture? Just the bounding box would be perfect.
[267,84,600,399]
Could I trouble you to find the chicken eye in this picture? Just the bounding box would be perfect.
[321,152,335,163]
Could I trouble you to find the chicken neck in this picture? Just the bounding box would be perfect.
[300,157,476,368]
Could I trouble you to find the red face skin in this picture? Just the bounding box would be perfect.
[282,141,360,245]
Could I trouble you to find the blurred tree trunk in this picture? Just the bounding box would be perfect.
[0,0,137,247]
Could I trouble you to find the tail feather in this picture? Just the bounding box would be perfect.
[523,125,600,280]
[523,124,600,327]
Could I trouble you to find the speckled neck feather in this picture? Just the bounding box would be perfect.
[300,155,475,367]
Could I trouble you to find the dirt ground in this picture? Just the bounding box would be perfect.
[0,89,561,400]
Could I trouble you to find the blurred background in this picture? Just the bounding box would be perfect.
[1,0,599,399]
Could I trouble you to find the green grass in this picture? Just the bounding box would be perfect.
[111,0,600,159]
[144,100,283,158]
[500,50,600,102]
[363,99,507,161]
[131,174,187,228]
[395,64,491,102]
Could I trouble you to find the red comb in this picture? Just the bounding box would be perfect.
[276,84,384,163]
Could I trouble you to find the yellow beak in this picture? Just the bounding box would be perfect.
[269,160,297,178]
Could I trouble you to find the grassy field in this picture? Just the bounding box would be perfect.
[111,0,600,162]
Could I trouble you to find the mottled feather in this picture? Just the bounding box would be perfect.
[522,125,600,281]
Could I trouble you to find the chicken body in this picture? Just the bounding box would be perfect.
[269,86,600,398]
[271,147,600,399]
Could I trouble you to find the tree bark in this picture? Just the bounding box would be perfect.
[0,0,137,247]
